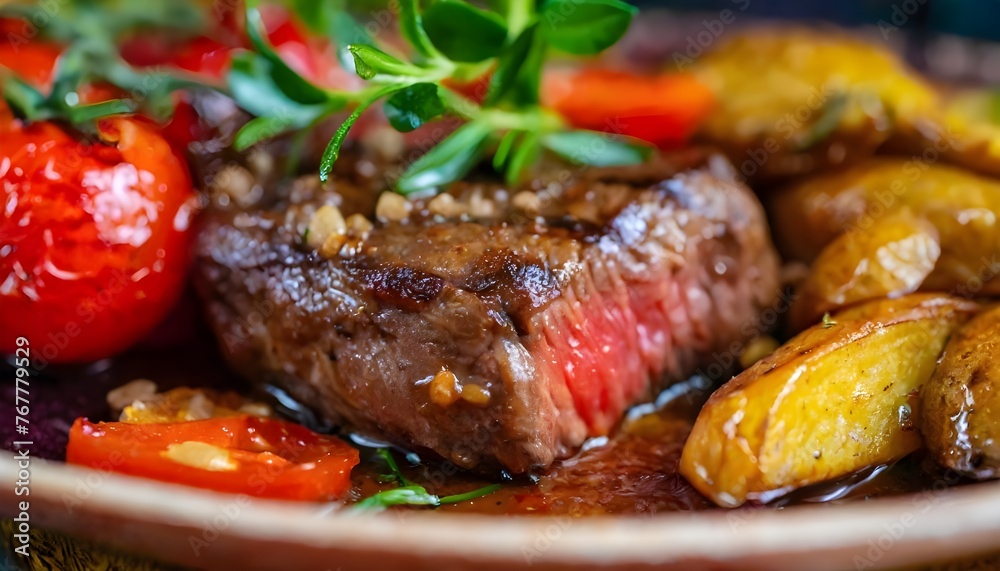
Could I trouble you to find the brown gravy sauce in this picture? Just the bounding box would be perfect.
[346,376,939,515]
[3,314,950,516]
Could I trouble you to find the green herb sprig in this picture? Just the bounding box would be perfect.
[353,449,500,511]
[231,0,652,194]
[0,0,220,129]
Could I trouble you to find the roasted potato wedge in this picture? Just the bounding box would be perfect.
[922,305,1000,479]
[770,158,1000,296]
[680,294,978,507]
[789,213,941,331]
[942,90,1000,179]
[691,29,938,184]
[882,89,1000,180]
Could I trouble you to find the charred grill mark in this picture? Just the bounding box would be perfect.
[464,252,560,306]
[352,263,446,311]
[461,251,560,336]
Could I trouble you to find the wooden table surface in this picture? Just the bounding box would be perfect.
[3,520,999,571]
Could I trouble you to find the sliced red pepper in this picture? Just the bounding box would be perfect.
[67,415,359,501]
[542,69,716,148]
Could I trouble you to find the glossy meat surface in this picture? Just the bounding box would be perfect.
[196,152,780,472]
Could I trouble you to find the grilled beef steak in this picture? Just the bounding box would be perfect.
[196,151,780,473]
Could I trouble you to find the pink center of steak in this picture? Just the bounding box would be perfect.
[533,268,682,437]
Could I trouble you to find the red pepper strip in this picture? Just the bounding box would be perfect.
[67,415,359,501]
[542,68,716,147]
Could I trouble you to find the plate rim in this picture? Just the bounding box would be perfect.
[4,454,1000,570]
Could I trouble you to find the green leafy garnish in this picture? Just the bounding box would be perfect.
[821,313,838,329]
[353,449,500,512]
[65,99,138,124]
[321,85,405,177]
[384,83,445,132]
[540,0,637,55]
[396,0,440,58]
[421,1,509,63]
[228,7,369,151]
[542,130,653,166]
[244,9,331,105]
[397,121,494,193]
[1,77,51,123]
[485,23,541,106]
[348,45,425,80]
[0,0,219,128]
[228,52,336,122]
[0,0,204,46]
[503,131,542,184]
[438,485,504,504]
[376,448,409,485]
[5,0,647,190]
[492,129,521,172]
[355,485,442,509]
[232,0,649,193]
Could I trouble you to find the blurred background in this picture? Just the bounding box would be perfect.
[635,0,997,40]
[618,0,1000,85]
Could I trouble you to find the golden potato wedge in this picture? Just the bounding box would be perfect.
[691,29,938,184]
[680,294,978,507]
[789,213,941,331]
[881,90,1000,180]
[922,304,1000,479]
[942,90,1000,179]
[769,158,1000,296]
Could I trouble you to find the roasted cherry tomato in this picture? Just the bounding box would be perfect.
[0,32,129,105]
[542,69,715,147]
[118,5,356,149]
[122,33,233,79]
[0,116,197,363]
[119,4,350,87]
[165,36,234,78]
[67,415,360,501]
[0,41,61,87]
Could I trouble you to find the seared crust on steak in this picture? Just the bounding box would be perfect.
[196,151,780,472]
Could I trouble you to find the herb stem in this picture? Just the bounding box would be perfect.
[480,107,564,132]
[376,448,411,486]
[438,88,563,133]
[438,88,480,120]
[506,0,534,38]
[439,484,501,504]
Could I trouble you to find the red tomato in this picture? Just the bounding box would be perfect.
[117,5,361,149]
[158,97,207,153]
[0,21,62,89]
[162,36,233,78]
[0,116,197,363]
[255,6,357,90]
[67,415,360,501]
[0,31,131,104]
[119,4,349,87]
[542,69,716,147]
